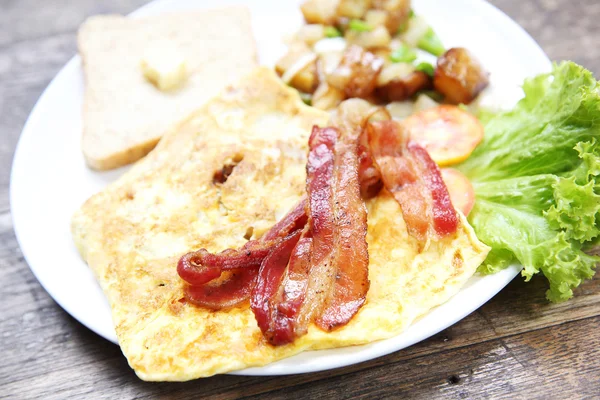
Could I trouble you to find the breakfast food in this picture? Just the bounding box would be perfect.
[78,7,257,170]
[276,1,489,113]
[72,68,489,380]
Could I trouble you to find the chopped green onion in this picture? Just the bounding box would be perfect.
[420,90,444,102]
[348,19,372,32]
[415,62,435,77]
[324,26,342,38]
[397,9,415,34]
[417,27,445,56]
[299,92,312,106]
[390,44,417,63]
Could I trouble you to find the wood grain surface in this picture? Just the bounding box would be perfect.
[1,0,599,399]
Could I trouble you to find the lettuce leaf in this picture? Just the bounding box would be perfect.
[457,61,600,302]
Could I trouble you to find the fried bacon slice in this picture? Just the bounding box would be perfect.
[185,268,258,310]
[177,199,307,286]
[251,229,303,343]
[315,127,370,331]
[358,132,383,199]
[270,232,313,343]
[255,127,338,345]
[178,199,308,308]
[367,120,458,241]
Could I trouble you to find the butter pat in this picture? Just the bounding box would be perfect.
[141,46,187,91]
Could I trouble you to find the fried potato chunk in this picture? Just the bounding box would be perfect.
[275,43,319,94]
[327,45,384,98]
[373,0,411,34]
[434,47,489,104]
[376,63,431,101]
[337,0,373,19]
[301,0,339,24]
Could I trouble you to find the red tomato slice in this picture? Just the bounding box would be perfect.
[441,168,475,216]
[402,105,484,167]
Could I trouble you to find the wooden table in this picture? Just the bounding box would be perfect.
[1,0,599,398]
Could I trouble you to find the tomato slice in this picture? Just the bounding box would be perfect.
[402,105,484,166]
[441,168,475,216]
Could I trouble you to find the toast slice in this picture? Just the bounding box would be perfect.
[78,8,257,170]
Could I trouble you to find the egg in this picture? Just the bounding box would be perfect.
[71,68,489,381]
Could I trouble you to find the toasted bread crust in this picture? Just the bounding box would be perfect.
[78,9,258,170]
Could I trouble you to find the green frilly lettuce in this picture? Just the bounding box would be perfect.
[457,61,600,302]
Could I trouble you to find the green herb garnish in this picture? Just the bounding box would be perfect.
[348,19,372,32]
[415,62,435,76]
[324,26,342,38]
[390,44,417,63]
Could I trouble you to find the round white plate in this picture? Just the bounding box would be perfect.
[11,0,551,376]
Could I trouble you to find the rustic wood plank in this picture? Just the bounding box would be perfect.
[489,0,600,75]
[236,318,600,400]
[0,0,147,48]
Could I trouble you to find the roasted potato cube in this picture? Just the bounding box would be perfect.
[327,45,384,98]
[301,0,339,24]
[372,48,393,66]
[275,43,319,94]
[345,25,392,49]
[291,63,319,94]
[373,0,411,34]
[337,0,372,19]
[433,47,490,104]
[377,71,431,101]
[296,24,326,46]
[312,82,345,110]
[376,63,432,102]
[364,9,388,27]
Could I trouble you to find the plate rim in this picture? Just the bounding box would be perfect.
[10,0,551,377]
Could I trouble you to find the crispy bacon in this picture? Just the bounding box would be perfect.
[251,230,303,343]
[262,198,308,241]
[287,127,338,337]
[253,125,369,344]
[358,135,383,199]
[177,199,308,286]
[273,233,313,341]
[367,120,458,240]
[254,228,313,345]
[186,268,258,310]
[408,144,459,236]
[316,126,370,331]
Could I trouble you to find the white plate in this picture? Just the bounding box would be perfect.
[11,0,551,376]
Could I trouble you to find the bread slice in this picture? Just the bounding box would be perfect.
[78,8,258,170]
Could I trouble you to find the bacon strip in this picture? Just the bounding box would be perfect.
[251,230,303,343]
[316,125,370,331]
[253,228,313,345]
[256,125,370,344]
[267,127,339,343]
[262,198,308,241]
[367,120,458,240]
[358,136,383,199]
[408,143,459,236]
[177,199,308,286]
[186,268,258,310]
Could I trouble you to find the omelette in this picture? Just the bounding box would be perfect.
[71,67,490,381]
